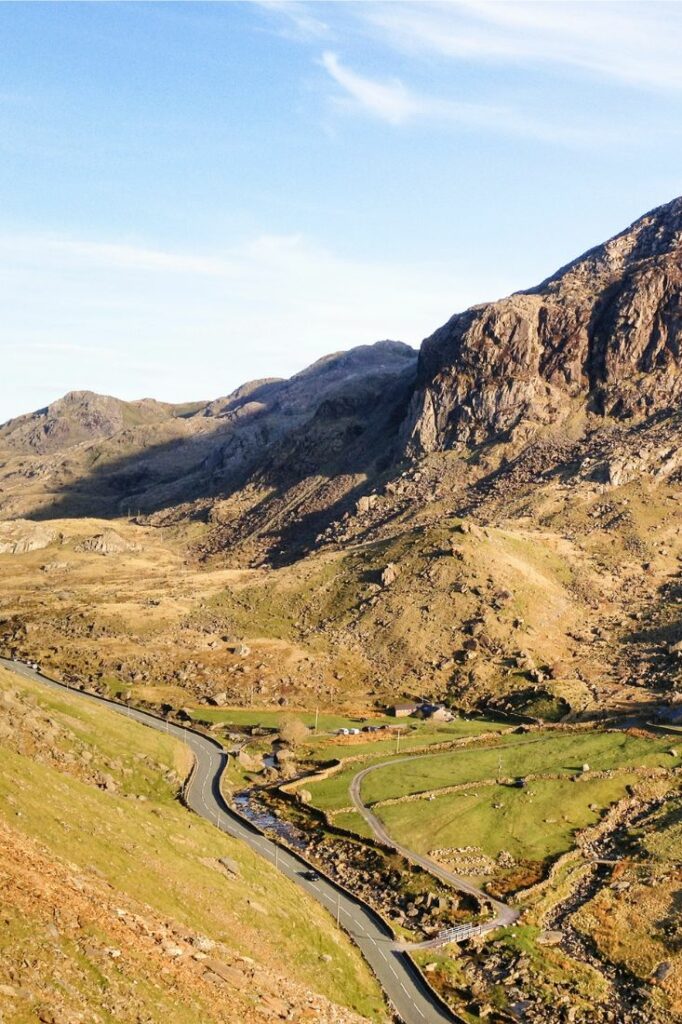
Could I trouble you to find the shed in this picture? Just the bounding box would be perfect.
[388,702,419,718]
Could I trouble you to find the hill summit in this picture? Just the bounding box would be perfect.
[405,195,682,452]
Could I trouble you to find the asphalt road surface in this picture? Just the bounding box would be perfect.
[0,659,461,1024]
[349,757,520,943]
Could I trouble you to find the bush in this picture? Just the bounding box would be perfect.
[279,715,309,748]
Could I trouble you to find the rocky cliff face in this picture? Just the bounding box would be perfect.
[404,196,682,452]
[197,340,416,490]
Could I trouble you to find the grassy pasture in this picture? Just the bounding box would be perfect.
[304,728,680,888]
[375,774,638,864]
[191,706,397,732]
[310,718,505,762]
[360,730,679,805]
[304,723,510,815]
[306,728,678,815]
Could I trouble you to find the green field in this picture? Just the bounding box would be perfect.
[311,717,505,762]
[360,730,679,805]
[191,706,396,732]
[304,727,681,883]
[376,774,638,863]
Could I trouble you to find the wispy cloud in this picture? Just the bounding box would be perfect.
[320,50,597,144]
[321,51,421,126]
[363,1,682,91]
[255,0,331,41]
[35,237,234,277]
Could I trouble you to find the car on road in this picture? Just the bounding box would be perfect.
[301,869,319,882]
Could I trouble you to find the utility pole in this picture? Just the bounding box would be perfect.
[396,731,401,755]
[336,890,340,927]
[314,707,319,735]
[275,844,279,870]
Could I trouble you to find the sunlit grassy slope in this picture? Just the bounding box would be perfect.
[0,668,386,1023]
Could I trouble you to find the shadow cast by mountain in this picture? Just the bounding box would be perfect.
[19,370,416,575]
[20,433,226,521]
[2,342,419,533]
[622,575,682,690]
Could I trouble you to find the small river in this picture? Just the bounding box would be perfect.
[232,790,309,851]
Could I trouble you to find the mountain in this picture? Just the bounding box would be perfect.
[2,198,680,542]
[194,195,682,564]
[0,197,680,713]
[0,341,416,522]
[404,196,682,452]
[1,198,681,1024]
[0,390,192,455]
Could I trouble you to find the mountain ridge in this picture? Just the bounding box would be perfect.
[0,196,680,567]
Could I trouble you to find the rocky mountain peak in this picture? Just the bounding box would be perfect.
[536,195,682,293]
[404,195,682,453]
[0,391,175,455]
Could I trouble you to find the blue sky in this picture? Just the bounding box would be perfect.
[1,1,681,421]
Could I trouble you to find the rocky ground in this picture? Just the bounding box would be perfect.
[0,821,369,1024]
[237,788,489,941]
[412,779,682,1024]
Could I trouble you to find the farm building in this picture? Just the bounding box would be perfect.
[388,702,419,718]
[418,704,454,722]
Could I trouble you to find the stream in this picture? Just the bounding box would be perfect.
[232,789,309,850]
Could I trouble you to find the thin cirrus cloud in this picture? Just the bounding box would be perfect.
[255,0,331,40]
[262,1,682,92]
[320,50,596,145]
[362,1,682,91]
[320,51,421,126]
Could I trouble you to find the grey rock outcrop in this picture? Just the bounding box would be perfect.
[404,196,682,452]
[0,520,60,554]
[74,530,140,555]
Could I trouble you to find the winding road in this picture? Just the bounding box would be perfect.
[349,758,520,948]
[0,658,461,1024]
